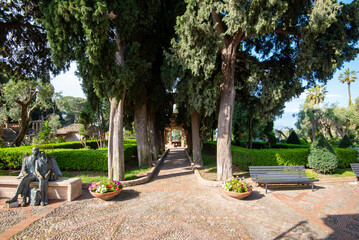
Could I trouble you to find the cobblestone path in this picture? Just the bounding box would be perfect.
[1,148,359,239]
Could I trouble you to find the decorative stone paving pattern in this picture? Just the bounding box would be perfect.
[2,148,359,240]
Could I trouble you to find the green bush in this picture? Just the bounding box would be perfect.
[338,135,352,148]
[36,139,136,150]
[231,146,309,171]
[272,143,309,149]
[0,140,137,171]
[308,134,338,174]
[286,131,302,145]
[334,148,358,168]
[203,141,357,171]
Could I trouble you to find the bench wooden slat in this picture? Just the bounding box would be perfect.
[249,165,318,193]
[350,163,359,181]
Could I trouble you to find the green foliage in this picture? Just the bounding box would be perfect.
[0,78,54,122]
[203,141,357,171]
[286,131,302,145]
[272,143,309,149]
[339,134,352,148]
[0,143,137,171]
[232,146,309,171]
[35,121,52,144]
[0,146,32,170]
[308,134,338,174]
[0,0,56,81]
[334,148,358,168]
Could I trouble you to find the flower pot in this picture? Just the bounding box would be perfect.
[221,188,252,200]
[90,187,123,201]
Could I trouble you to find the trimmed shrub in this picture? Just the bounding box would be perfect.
[272,143,309,149]
[231,146,309,171]
[0,140,137,171]
[203,141,357,171]
[308,134,338,174]
[334,148,358,168]
[286,131,301,145]
[338,135,352,148]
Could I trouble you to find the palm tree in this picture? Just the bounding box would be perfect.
[306,84,327,105]
[339,68,358,106]
[306,85,327,142]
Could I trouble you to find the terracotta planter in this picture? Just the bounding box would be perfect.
[221,188,252,200]
[90,187,123,201]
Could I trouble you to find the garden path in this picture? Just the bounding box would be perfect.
[1,148,359,239]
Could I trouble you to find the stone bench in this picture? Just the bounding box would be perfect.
[0,176,82,201]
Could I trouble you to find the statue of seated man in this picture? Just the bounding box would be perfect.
[6,147,40,206]
[35,152,62,206]
[35,152,51,206]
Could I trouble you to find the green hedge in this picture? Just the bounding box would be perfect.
[203,141,358,170]
[272,143,309,149]
[232,146,309,171]
[0,140,137,171]
[36,139,136,150]
[53,145,137,171]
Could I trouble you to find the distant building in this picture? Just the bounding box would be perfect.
[55,124,82,142]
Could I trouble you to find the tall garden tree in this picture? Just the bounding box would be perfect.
[0,78,54,146]
[40,1,162,180]
[0,0,57,81]
[172,0,359,180]
[306,85,327,106]
[339,68,358,106]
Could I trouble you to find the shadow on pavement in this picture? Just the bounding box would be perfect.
[257,184,326,194]
[274,214,359,240]
[242,191,265,200]
[113,189,140,202]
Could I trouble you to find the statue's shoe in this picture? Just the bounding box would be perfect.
[20,200,27,207]
[5,196,18,203]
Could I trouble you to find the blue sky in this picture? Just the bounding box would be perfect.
[274,57,359,130]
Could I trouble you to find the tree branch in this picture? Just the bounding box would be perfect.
[0,22,44,30]
[25,91,38,106]
[211,11,225,37]
[240,29,298,41]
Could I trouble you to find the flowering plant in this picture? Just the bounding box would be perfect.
[89,179,122,194]
[222,177,252,193]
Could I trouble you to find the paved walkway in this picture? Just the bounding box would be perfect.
[0,148,359,239]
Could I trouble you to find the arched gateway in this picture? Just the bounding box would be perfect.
[164,113,187,148]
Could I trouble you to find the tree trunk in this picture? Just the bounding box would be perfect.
[13,118,30,146]
[107,33,126,181]
[248,115,253,149]
[148,103,159,161]
[158,130,165,152]
[108,96,125,181]
[348,83,352,106]
[311,120,316,142]
[187,131,193,154]
[217,43,236,180]
[135,102,151,167]
[191,110,203,167]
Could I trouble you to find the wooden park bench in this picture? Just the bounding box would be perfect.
[350,163,359,181]
[249,166,319,194]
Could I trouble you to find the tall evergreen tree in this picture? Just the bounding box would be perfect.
[0,0,57,81]
[172,0,359,180]
[40,1,160,180]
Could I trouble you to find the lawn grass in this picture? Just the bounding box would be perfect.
[0,167,152,183]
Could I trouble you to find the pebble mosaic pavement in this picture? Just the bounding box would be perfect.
[0,148,358,239]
